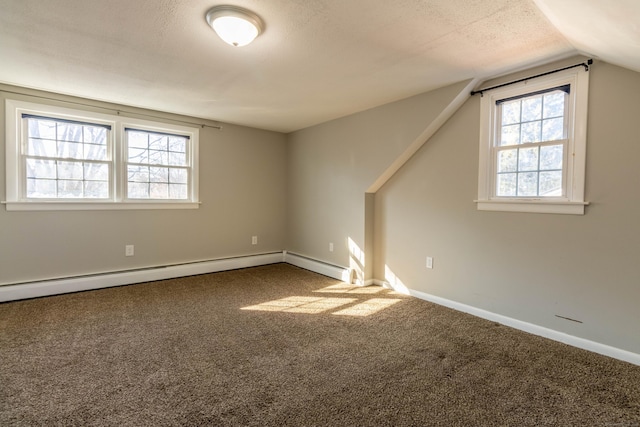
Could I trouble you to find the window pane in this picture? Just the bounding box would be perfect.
[58,180,84,198]
[57,161,83,180]
[497,149,517,173]
[149,167,169,183]
[169,168,188,184]
[501,100,521,125]
[128,131,149,148]
[128,182,149,198]
[148,149,168,165]
[497,173,517,196]
[169,151,187,166]
[169,137,186,153]
[540,145,563,170]
[521,96,542,122]
[500,124,520,146]
[57,123,83,143]
[26,159,56,179]
[169,184,188,199]
[58,141,84,159]
[539,171,563,196]
[518,147,538,171]
[84,163,109,181]
[517,172,538,196]
[84,143,107,161]
[128,148,148,163]
[149,134,168,151]
[150,183,169,199]
[84,181,109,198]
[128,165,149,183]
[541,118,564,142]
[543,92,565,118]
[28,118,56,140]
[27,178,57,198]
[27,138,57,157]
[83,126,107,144]
[521,121,541,143]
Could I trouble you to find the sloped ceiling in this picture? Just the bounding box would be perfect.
[0,0,638,133]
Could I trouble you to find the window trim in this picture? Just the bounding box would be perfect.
[476,67,589,215]
[4,99,200,211]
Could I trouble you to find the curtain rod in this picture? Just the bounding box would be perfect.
[0,88,223,130]
[470,59,593,97]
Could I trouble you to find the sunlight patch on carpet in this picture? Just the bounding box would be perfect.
[242,296,357,314]
[332,298,402,317]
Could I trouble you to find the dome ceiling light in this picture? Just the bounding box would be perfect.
[205,5,264,47]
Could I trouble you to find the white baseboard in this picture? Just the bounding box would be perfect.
[375,279,640,367]
[0,252,284,303]
[284,251,352,283]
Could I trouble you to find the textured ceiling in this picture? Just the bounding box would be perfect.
[0,0,637,133]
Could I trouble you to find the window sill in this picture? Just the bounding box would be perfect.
[475,199,588,215]
[2,201,201,211]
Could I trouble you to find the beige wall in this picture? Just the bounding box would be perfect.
[0,85,287,285]
[286,81,469,270]
[374,61,640,354]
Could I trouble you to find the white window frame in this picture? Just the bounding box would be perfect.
[4,99,199,211]
[476,67,589,215]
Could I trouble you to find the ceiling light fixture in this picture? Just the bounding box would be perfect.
[205,5,264,47]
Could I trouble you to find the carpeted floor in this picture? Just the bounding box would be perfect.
[1,263,639,426]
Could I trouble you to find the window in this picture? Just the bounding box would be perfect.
[476,67,589,214]
[5,99,199,210]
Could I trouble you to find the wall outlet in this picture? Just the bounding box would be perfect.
[252,236,258,245]
[329,242,334,252]
[426,256,433,269]
[125,245,135,257]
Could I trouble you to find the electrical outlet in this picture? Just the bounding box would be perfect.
[252,236,258,245]
[426,256,433,269]
[125,245,135,257]
[329,242,334,252]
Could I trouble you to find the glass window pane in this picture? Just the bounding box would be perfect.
[149,134,168,151]
[128,131,148,148]
[496,173,517,196]
[540,145,563,170]
[168,151,186,166]
[500,124,520,146]
[84,163,109,181]
[58,141,84,159]
[26,159,56,179]
[517,172,538,196]
[83,126,107,144]
[84,143,107,161]
[27,178,57,198]
[58,180,83,198]
[150,183,169,199]
[84,181,109,198]
[57,161,83,180]
[148,150,168,165]
[149,167,169,183]
[521,121,541,143]
[27,138,57,157]
[169,184,188,199]
[128,148,148,163]
[521,96,542,122]
[543,92,565,118]
[539,171,563,196]
[169,137,186,153]
[518,147,538,171]
[128,182,149,198]
[128,165,149,183]
[169,168,188,184]
[497,149,517,173]
[28,118,56,140]
[57,123,83,142]
[542,117,564,142]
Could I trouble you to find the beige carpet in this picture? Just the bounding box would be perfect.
[1,263,639,426]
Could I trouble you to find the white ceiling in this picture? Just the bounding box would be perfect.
[0,0,638,133]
